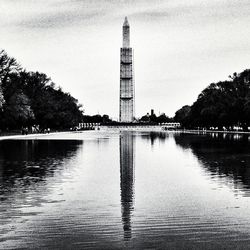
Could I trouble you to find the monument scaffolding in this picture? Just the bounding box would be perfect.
[119,17,135,122]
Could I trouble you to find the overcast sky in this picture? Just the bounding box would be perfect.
[1,0,250,119]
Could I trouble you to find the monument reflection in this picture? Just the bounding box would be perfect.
[120,132,135,240]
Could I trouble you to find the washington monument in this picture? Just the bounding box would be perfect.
[119,17,135,122]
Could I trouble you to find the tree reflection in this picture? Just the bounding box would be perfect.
[140,132,168,147]
[120,132,135,240]
[0,140,82,195]
[174,133,250,193]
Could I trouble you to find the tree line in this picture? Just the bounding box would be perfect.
[174,69,250,131]
[0,50,83,131]
[4,49,249,131]
[140,112,173,124]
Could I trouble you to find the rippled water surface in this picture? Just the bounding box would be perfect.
[1,131,250,249]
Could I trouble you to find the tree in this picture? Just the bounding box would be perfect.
[139,112,172,124]
[0,50,21,84]
[174,105,191,127]
[0,50,21,108]
[82,114,112,124]
[178,69,250,130]
[3,90,34,128]
[140,114,150,123]
[0,50,84,131]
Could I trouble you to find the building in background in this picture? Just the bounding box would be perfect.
[119,17,135,122]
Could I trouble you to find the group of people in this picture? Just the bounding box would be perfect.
[42,128,51,134]
[21,127,51,135]
[21,127,29,135]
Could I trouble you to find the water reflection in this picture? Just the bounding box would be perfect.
[120,132,135,240]
[140,131,168,147]
[0,139,83,246]
[2,132,250,248]
[174,133,250,194]
[0,140,82,197]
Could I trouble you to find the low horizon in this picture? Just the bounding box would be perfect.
[1,0,250,119]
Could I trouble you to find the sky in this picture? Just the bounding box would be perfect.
[1,0,250,119]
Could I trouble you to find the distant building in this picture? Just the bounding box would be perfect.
[119,17,135,122]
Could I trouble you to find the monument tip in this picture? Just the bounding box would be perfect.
[123,16,129,26]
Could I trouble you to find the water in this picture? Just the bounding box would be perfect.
[1,131,250,249]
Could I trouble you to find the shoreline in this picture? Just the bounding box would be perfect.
[0,131,72,141]
[175,129,250,135]
[0,128,250,141]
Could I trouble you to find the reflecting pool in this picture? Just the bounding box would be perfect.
[1,131,250,249]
